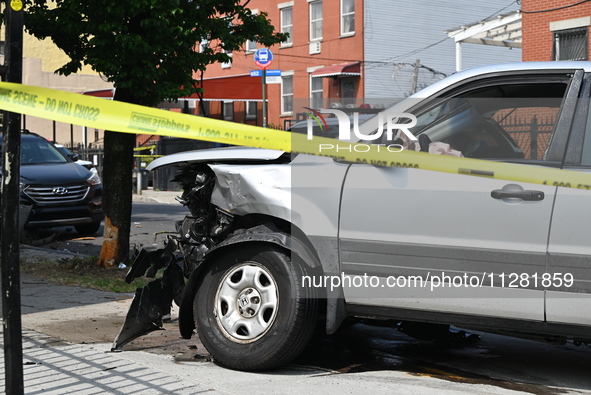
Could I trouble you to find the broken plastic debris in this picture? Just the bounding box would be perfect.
[118,263,127,269]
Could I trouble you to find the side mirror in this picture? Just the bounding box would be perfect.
[68,153,79,162]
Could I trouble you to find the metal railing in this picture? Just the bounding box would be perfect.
[501,115,555,161]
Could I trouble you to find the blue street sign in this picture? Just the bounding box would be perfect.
[250,69,281,77]
[254,48,273,69]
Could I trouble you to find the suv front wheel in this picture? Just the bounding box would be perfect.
[194,245,318,370]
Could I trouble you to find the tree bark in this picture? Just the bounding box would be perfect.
[98,87,137,267]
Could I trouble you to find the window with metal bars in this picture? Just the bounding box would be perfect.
[553,27,588,61]
[223,101,234,121]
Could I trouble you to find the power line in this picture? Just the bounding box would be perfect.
[365,0,520,71]
[483,0,519,19]
[230,1,520,75]
[520,0,591,13]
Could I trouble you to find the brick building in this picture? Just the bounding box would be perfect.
[522,0,590,61]
[194,1,522,130]
[189,0,364,130]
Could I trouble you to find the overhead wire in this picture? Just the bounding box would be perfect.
[520,0,591,13]
[365,0,521,71]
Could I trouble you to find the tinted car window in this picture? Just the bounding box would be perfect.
[409,82,568,160]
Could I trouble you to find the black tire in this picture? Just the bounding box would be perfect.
[194,244,318,371]
[74,221,101,235]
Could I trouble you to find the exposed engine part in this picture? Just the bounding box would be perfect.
[113,164,236,350]
[173,166,216,216]
[171,165,234,273]
[177,208,233,245]
[176,207,232,246]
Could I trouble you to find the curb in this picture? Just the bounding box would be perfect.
[132,191,182,205]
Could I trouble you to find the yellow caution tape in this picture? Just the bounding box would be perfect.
[1,81,591,190]
[133,154,163,158]
[134,145,156,151]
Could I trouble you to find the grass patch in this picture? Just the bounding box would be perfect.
[21,255,151,293]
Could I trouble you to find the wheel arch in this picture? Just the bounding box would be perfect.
[178,223,326,339]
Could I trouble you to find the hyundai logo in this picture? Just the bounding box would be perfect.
[53,187,69,195]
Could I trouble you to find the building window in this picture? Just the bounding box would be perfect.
[199,40,209,53]
[340,78,356,105]
[341,0,355,36]
[198,100,210,117]
[246,40,257,52]
[310,77,323,109]
[245,101,257,120]
[553,28,588,61]
[281,75,293,114]
[281,7,293,46]
[223,101,234,120]
[310,1,322,41]
[221,49,233,68]
[246,9,259,52]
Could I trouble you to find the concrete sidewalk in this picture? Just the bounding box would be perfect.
[2,328,528,395]
[0,275,531,394]
[4,330,209,395]
[132,188,182,205]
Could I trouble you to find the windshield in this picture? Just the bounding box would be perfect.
[56,145,74,156]
[0,136,69,165]
[22,139,69,164]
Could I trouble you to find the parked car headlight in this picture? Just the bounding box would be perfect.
[86,169,101,186]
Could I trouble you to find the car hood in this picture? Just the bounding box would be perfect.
[147,147,286,171]
[75,159,93,167]
[19,162,92,185]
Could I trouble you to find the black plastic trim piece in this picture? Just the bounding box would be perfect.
[346,304,591,339]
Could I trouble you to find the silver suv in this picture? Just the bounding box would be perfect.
[117,62,591,371]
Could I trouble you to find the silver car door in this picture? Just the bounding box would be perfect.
[546,74,591,327]
[339,71,581,322]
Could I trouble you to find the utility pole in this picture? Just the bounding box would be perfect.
[1,0,25,394]
[262,68,267,128]
[411,59,420,95]
[253,48,272,128]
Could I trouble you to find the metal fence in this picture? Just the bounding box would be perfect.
[68,144,105,177]
[500,115,555,161]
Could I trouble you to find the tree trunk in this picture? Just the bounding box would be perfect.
[98,87,137,267]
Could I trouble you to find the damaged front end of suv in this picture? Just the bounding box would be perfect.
[112,147,323,370]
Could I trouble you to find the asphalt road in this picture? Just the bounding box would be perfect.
[25,201,188,257]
